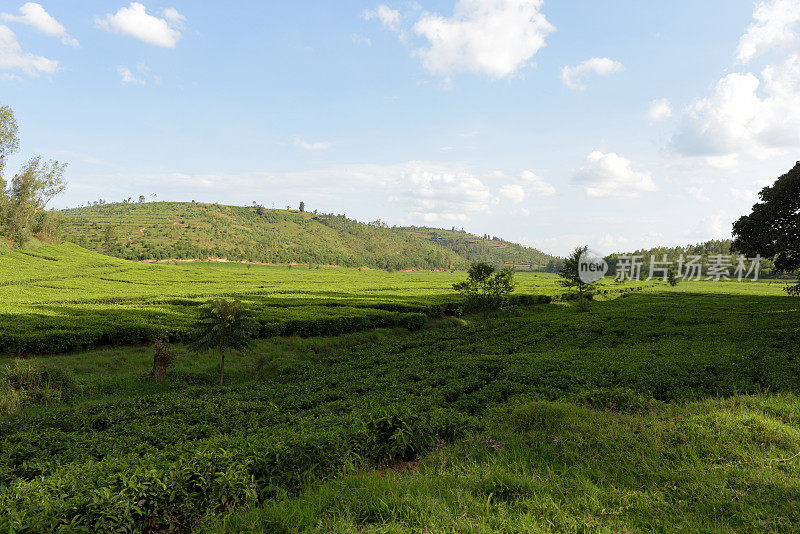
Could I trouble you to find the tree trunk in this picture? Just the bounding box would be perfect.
[219,351,226,386]
[153,360,166,383]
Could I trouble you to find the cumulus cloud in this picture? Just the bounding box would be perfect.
[499,184,525,202]
[0,24,59,76]
[97,3,184,48]
[736,0,800,63]
[647,98,672,121]
[397,163,494,222]
[410,0,554,78]
[363,5,401,32]
[561,57,622,90]
[573,151,657,198]
[495,169,555,203]
[519,170,556,196]
[673,2,800,164]
[673,54,800,160]
[1,3,78,46]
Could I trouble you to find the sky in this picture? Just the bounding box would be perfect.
[1,0,799,256]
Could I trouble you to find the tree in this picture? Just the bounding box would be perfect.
[558,246,598,308]
[299,201,305,213]
[0,105,20,188]
[732,162,800,295]
[103,225,117,254]
[453,262,516,316]
[138,195,145,203]
[191,299,258,385]
[667,268,679,287]
[0,107,67,245]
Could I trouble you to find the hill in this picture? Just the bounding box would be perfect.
[401,226,557,270]
[57,202,557,270]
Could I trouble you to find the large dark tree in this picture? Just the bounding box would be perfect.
[732,161,800,295]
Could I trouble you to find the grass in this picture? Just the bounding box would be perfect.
[212,395,800,533]
[1,244,798,531]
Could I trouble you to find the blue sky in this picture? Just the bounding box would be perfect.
[1,0,799,256]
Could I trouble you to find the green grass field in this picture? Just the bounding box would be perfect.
[1,244,799,532]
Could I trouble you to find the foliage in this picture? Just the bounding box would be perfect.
[402,225,557,270]
[0,360,76,414]
[667,268,679,287]
[453,262,516,314]
[0,107,67,245]
[733,161,800,295]
[192,299,258,385]
[558,246,596,306]
[0,286,799,529]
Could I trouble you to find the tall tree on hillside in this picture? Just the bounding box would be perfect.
[299,201,305,213]
[0,107,67,245]
[558,246,598,308]
[191,299,258,385]
[732,161,800,295]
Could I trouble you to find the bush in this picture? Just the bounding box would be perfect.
[0,360,77,412]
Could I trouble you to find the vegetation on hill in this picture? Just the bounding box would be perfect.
[401,226,558,270]
[59,201,499,270]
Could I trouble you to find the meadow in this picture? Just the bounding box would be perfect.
[1,244,799,532]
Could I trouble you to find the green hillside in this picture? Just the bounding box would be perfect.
[58,202,557,270]
[401,226,557,269]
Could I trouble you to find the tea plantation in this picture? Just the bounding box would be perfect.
[1,244,799,532]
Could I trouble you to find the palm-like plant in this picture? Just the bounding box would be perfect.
[191,299,257,385]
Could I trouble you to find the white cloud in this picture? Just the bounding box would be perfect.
[0,24,59,76]
[499,184,525,202]
[399,163,494,221]
[560,57,623,90]
[411,0,554,78]
[686,186,710,202]
[97,3,184,48]
[647,98,672,121]
[573,151,657,198]
[519,169,556,196]
[363,5,401,32]
[1,3,78,47]
[673,55,800,159]
[118,65,144,84]
[737,0,800,63]
[294,137,332,151]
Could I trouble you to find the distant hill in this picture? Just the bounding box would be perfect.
[58,202,557,270]
[400,226,557,270]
